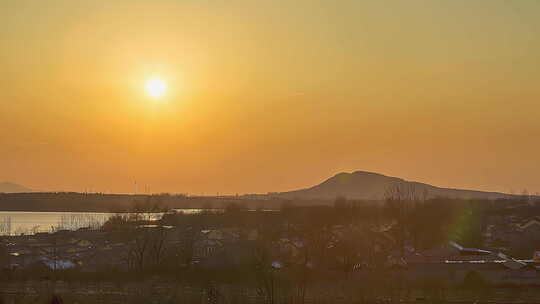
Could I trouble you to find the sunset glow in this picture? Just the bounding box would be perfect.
[1,0,539,195]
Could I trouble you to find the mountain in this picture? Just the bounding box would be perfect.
[275,171,513,200]
[0,182,34,193]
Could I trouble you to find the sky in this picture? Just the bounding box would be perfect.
[1,0,539,195]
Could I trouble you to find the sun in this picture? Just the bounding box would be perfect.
[145,77,167,99]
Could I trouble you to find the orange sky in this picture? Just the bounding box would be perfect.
[1,0,539,195]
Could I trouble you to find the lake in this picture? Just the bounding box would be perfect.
[0,211,115,235]
[0,209,273,235]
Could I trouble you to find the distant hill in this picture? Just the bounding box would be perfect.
[0,182,34,193]
[275,171,514,200]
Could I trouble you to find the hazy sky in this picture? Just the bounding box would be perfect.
[1,0,539,195]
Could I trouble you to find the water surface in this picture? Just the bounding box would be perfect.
[0,211,113,235]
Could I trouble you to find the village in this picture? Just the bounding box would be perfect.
[2,197,540,292]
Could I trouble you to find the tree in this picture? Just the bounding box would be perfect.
[407,199,454,250]
[384,182,427,255]
[124,226,172,272]
[0,240,9,269]
[252,212,283,304]
[281,210,334,304]
[0,216,11,236]
[451,201,485,248]
[148,226,171,269]
[252,240,279,304]
[333,225,370,280]
[0,217,11,270]
[176,215,206,268]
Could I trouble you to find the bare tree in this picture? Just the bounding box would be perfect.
[130,196,168,222]
[253,240,279,304]
[0,218,11,269]
[333,225,370,280]
[177,227,199,268]
[54,213,108,231]
[252,216,283,304]
[0,216,11,236]
[0,239,9,269]
[384,182,427,255]
[148,226,171,269]
[282,215,334,304]
[129,228,152,271]
[124,225,172,272]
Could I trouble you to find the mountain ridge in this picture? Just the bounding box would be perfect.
[275,170,514,200]
[0,182,34,193]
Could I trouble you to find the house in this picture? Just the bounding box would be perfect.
[201,229,223,240]
[193,239,223,260]
[201,228,241,242]
[517,218,540,234]
[41,258,77,270]
[399,242,497,265]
